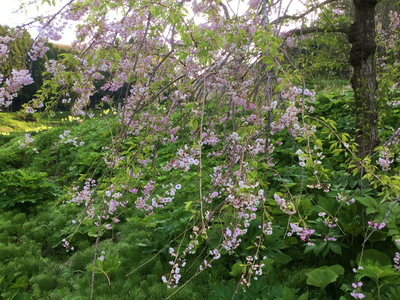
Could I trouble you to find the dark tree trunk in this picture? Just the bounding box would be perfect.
[348,0,378,159]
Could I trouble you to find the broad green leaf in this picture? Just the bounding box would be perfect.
[306,268,338,289]
[229,262,244,277]
[185,102,196,112]
[356,249,391,266]
[330,243,342,255]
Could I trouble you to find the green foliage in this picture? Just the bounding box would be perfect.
[286,32,350,79]
[306,265,344,289]
[2,1,400,299]
[1,82,400,299]
[0,274,31,300]
[0,169,60,208]
[211,282,308,300]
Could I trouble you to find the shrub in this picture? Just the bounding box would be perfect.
[0,169,60,208]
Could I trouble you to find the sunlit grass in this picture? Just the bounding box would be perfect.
[0,113,53,133]
[0,108,118,135]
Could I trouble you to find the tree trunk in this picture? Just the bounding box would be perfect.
[348,0,378,159]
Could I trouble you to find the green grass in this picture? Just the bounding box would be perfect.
[305,77,350,95]
[0,112,37,132]
[0,109,117,135]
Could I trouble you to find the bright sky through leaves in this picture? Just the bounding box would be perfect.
[0,0,308,45]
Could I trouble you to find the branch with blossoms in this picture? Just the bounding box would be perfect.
[21,0,325,291]
[6,1,400,299]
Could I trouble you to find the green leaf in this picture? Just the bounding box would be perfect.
[357,263,399,281]
[10,276,29,289]
[281,286,296,300]
[330,243,342,255]
[306,268,338,289]
[87,226,99,237]
[356,249,391,266]
[324,264,344,276]
[192,119,198,131]
[310,241,327,257]
[229,262,244,277]
[298,291,309,300]
[185,102,195,112]
[355,196,378,214]
[198,49,208,57]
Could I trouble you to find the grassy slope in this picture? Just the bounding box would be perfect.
[2,84,400,300]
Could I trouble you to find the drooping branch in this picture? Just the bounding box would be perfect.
[271,0,341,25]
[285,24,350,37]
[219,2,230,19]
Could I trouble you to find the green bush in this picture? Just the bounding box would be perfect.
[0,169,60,208]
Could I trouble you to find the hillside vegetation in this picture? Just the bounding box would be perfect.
[1,86,400,299]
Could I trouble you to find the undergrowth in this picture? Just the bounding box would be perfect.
[1,87,400,299]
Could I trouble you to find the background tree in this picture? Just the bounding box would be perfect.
[283,0,400,159]
[0,25,31,75]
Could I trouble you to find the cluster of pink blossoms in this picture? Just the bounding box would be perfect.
[0,36,10,58]
[162,247,186,288]
[259,220,273,235]
[6,69,34,93]
[238,255,266,290]
[45,59,66,75]
[368,221,386,230]
[288,223,315,245]
[394,252,400,271]
[101,190,126,227]
[377,147,393,171]
[135,181,182,216]
[324,217,338,229]
[29,36,49,61]
[134,181,156,214]
[18,134,39,153]
[222,227,247,252]
[58,130,84,147]
[61,239,74,251]
[336,193,356,206]
[0,69,34,107]
[286,36,297,48]
[201,130,220,146]
[351,267,365,299]
[29,18,67,61]
[246,255,265,281]
[274,194,296,215]
[162,145,200,172]
[350,282,365,299]
[67,179,124,238]
[248,0,261,10]
[68,178,96,207]
[272,86,305,136]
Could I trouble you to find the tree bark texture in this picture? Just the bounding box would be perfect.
[348,0,378,159]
